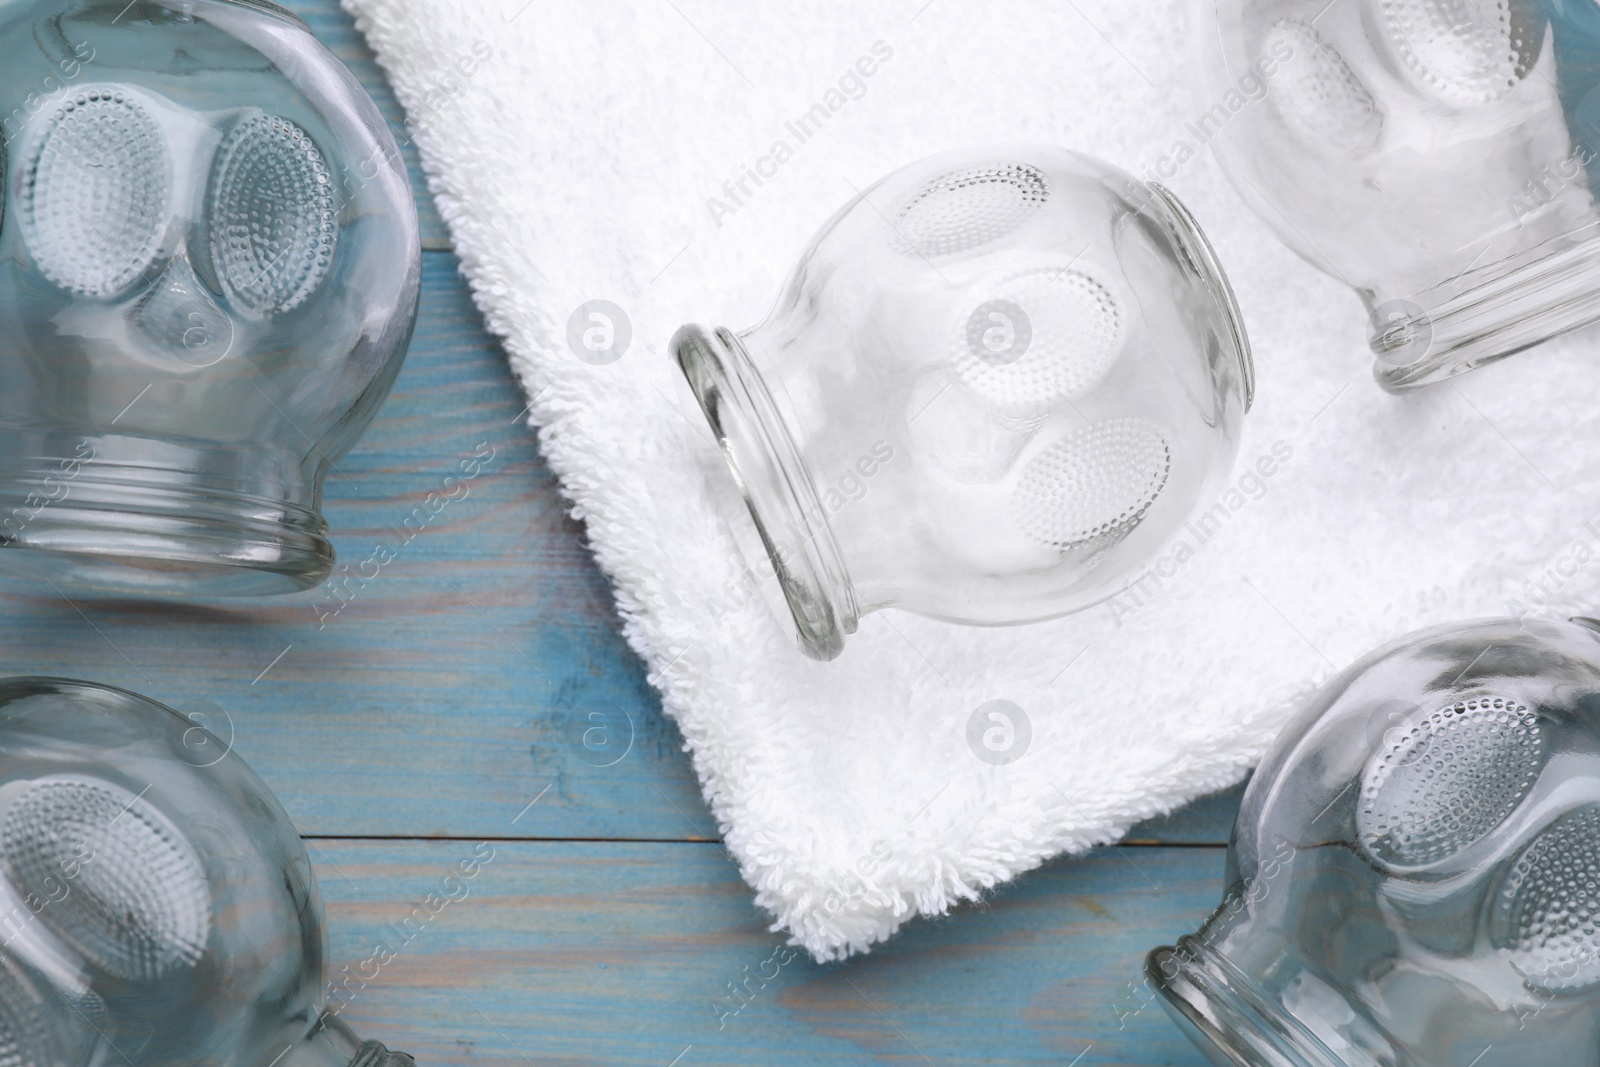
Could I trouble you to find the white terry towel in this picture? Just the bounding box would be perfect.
[342,0,1600,959]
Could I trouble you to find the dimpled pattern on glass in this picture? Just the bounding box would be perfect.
[0,960,85,1067]
[2,775,210,982]
[1381,0,1541,103]
[893,162,1049,258]
[21,87,169,297]
[0,677,414,1067]
[210,112,337,315]
[1267,19,1382,153]
[674,145,1250,659]
[1492,804,1600,992]
[1198,0,1600,391]
[1357,696,1545,867]
[1013,418,1170,549]
[950,267,1124,414]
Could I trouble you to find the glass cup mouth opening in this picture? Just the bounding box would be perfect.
[0,441,331,597]
[1146,935,1354,1067]
[1370,221,1600,391]
[1140,181,1255,413]
[674,322,857,661]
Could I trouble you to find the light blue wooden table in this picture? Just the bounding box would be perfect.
[0,4,1248,1063]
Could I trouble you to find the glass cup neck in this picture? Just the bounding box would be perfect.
[1141,181,1255,412]
[0,429,332,596]
[1371,221,1600,391]
[673,323,859,660]
[280,1012,415,1067]
[1146,935,1360,1067]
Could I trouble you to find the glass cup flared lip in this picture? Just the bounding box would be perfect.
[0,448,334,597]
[1147,934,1352,1067]
[1368,221,1600,391]
[1142,181,1255,412]
[673,322,856,661]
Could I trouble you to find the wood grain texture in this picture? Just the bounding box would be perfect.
[317,839,1222,1067]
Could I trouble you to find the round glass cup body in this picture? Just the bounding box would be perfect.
[676,144,1252,660]
[1148,616,1600,1066]
[0,0,420,596]
[1199,0,1600,390]
[0,677,412,1067]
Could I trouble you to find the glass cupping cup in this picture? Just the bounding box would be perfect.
[1197,0,1600,389]
[0,677,416,1067]
[1150,616,1600,1066]
[675,145,1252,660]
[0,0,420,595]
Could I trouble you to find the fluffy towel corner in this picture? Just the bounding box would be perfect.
[342,0,1600,960]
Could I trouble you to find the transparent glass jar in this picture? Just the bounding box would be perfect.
[0,0,420,595]
[0,676,413,1067]
[675,144,1252,660]
[1198,0,1600,390]
[1148,616,1600,1066]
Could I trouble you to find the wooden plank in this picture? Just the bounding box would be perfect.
[291,0,451,250]
[316,839,1224,1067]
